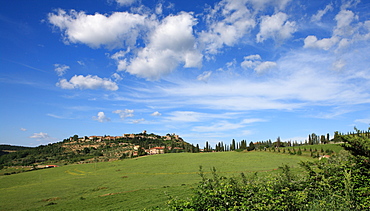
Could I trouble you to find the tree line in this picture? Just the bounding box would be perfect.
[202,131,348,153]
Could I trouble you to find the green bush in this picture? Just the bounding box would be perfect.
[168,165,309,210]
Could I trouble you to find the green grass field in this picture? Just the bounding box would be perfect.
[295,143,343,153]
[0,151,315,210]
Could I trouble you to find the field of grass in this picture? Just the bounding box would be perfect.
[296,143,343,153]
[0,151,314,210]
[274,143,344,157]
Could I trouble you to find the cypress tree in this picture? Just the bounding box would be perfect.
[297,148,302,155]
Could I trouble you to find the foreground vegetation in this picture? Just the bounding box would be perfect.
[168,130,370,210]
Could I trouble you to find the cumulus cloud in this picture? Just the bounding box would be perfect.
[111,73,122,81]
[304,7,366,51]
[93,112,111,122]
[20,128,27,131]
[151,111,162,116]
[56,75,118,91]
[241,54,277,73]
[48,8,204,80]
[303,35,339,50]
[254,61,277,73]
[334,9,358,36]
[113,109,134,119]
[48,9,147,49]
[54,64,70,76]
[199,0,255,54]
[125,12,202,80]
[199,0,293,54]
[256,12,296,43]
[111,49,130,71]
[29,132,50,139]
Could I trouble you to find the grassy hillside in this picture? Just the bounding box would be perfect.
[0,133,194,172]
[0,151,313,210]
[288,143,343,153]
[267,143,344,157]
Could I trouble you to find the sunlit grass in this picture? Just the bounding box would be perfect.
[0,151,314,210]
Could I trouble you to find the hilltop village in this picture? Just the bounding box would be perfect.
[62,130,194,161]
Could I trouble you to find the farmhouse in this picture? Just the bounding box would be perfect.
[319,155,331,160]
[150,147,165,155]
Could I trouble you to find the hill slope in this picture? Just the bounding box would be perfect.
[0,132,194,171]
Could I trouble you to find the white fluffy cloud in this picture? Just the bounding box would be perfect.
[54,64,70,76]
[48,9,147,48]
[304,7,367,51]
[125,12,202,80]
[56,75,118,91]
[111,73,123,81]
[48,1,302,81]
[199,0,255,54]
[93,112,111,122]
[303,36,339,50]
[241,54,277,73]
[151,111,162,116]
[113,109,134,119]
[256,12,296,43]
[29,132,50,139]
[334,10,358,36]
[111,50,130,71]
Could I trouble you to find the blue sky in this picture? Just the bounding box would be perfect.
[1,0,370,147]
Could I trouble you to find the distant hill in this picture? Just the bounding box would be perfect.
[0,145,33,156]
[0,132,196,171]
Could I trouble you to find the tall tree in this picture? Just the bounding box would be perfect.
[231,139,236,151]
[248,141,255,151]
[327,133,330,143]
[276,136,281,148]
[137,146,146,156]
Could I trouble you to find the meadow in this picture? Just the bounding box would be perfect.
[285,143,343,153]
[0,151,314,210]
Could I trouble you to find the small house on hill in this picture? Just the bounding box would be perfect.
[150,147,164,155]
[319,155,331,160]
